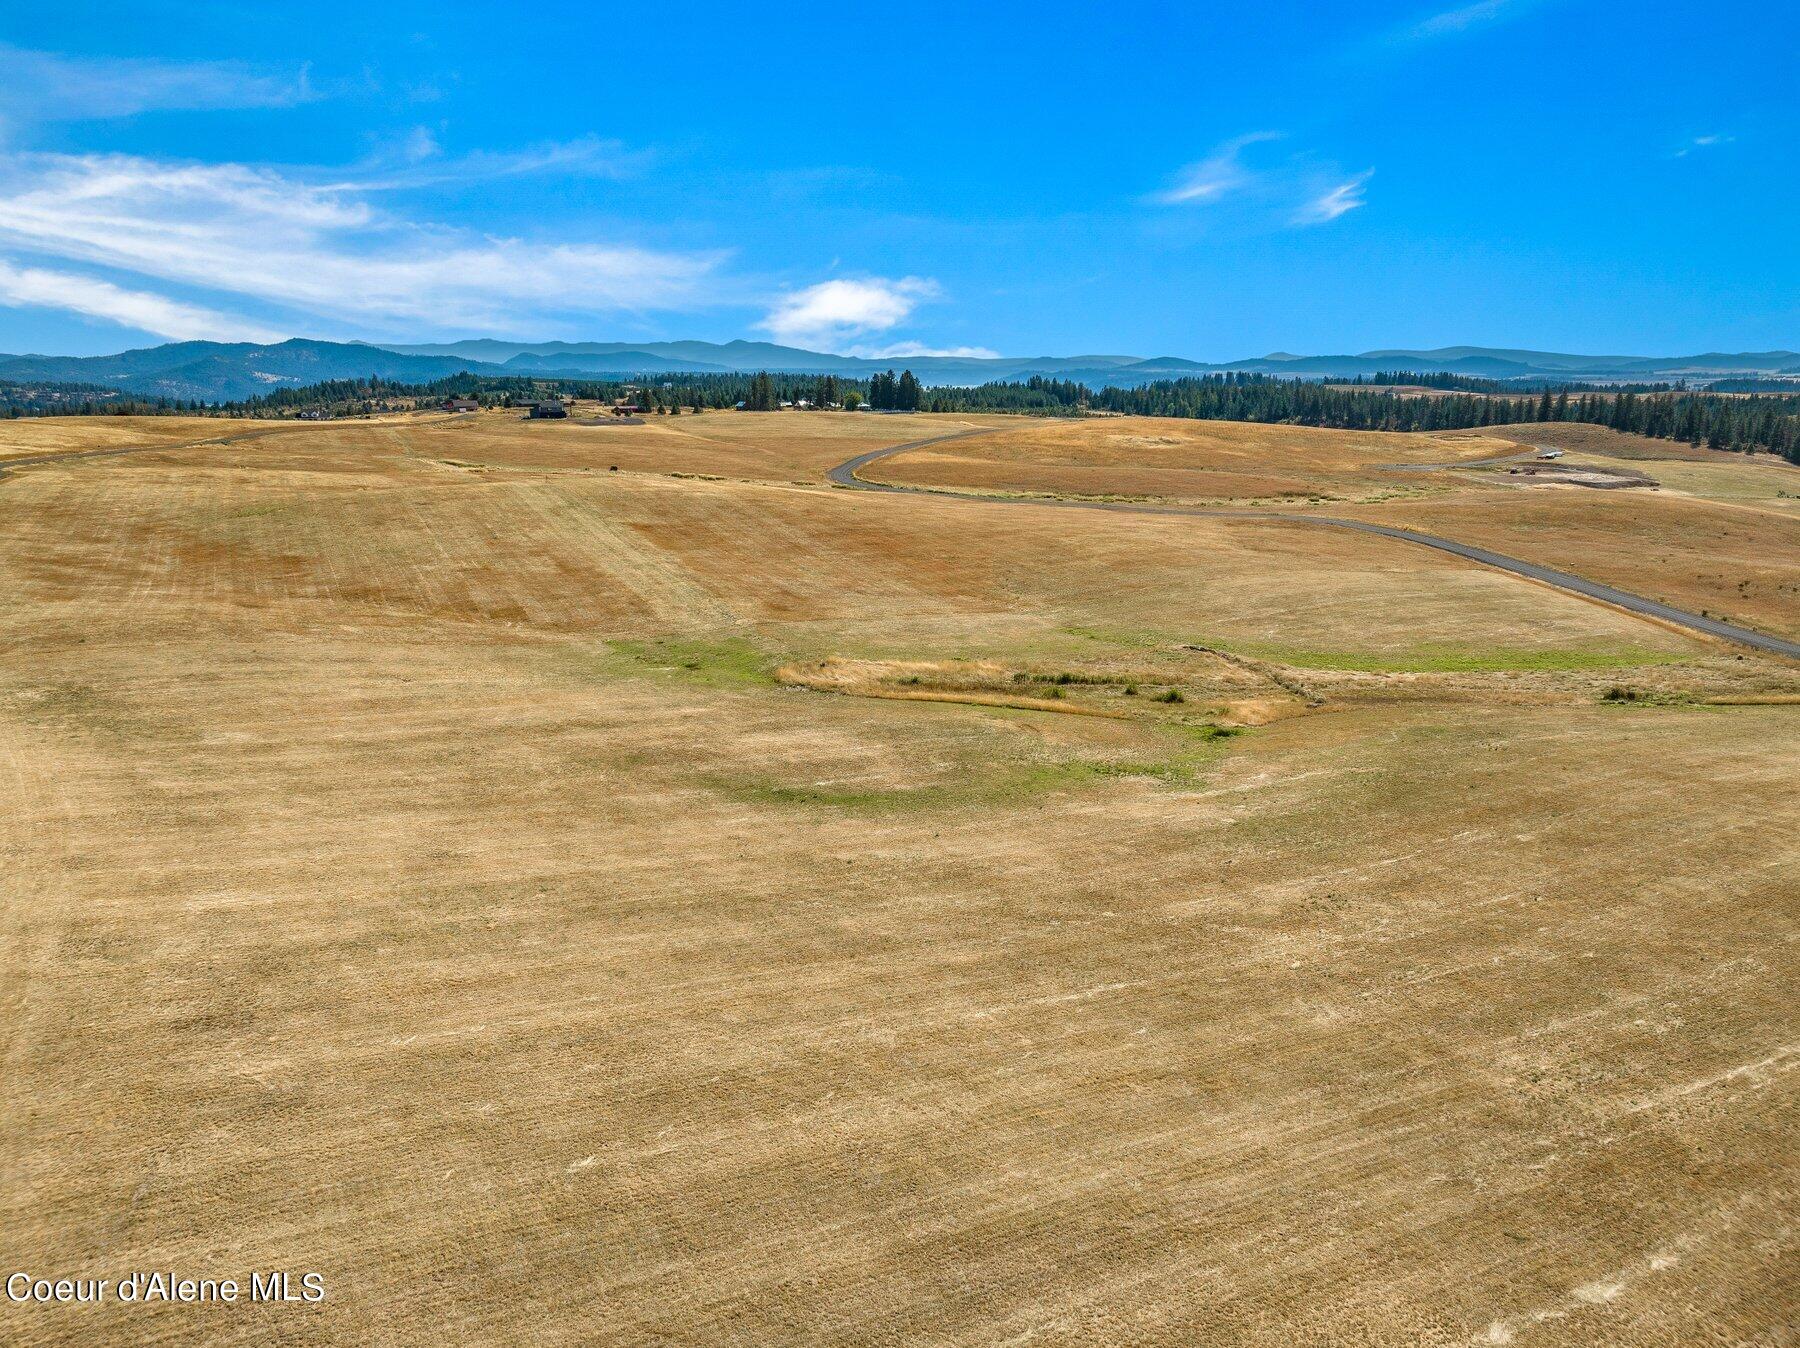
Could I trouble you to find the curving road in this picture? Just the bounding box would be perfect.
[0,443,176,476]
[0,424,299,478]
[829,429,1800,660]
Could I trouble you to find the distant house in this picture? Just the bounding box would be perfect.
[611,403,643,416]
[444,397,479,412]
[530,401,569,419]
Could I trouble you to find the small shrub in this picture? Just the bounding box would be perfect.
[1158,688,1185,704]
[1123,683,1138,697]
[1602,685,1643,703]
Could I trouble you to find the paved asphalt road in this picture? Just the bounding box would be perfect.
[829,430,1800,660]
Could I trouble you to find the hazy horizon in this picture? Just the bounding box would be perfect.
[4,334,1797,365]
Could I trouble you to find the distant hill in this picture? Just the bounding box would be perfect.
[0,339,511,402]
[1345,347,1800,377]
[498,350,732,375]
[2,337,1795,402]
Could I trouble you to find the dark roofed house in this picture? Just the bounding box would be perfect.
[530,400,569,419]
[444,397,479,412]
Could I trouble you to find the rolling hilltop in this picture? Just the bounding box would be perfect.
[2,336,1795,403]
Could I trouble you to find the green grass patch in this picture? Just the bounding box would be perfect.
[605,636,773,687]
[709,759,1106,814]
[1093,722,1241,783]
[534,634,777,692]
[712,721,1244,814]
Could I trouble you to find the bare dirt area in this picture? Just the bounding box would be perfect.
[1484,461,1657,489]
[1,412,1795,1347]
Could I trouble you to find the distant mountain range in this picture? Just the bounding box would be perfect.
[2,337,1795,403]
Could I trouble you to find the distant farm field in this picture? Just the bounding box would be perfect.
[2,411,1795,1346]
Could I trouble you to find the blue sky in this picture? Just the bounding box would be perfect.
[0,0,1793,359]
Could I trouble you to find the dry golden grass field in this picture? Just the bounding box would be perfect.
[871,417,1800,641]
[1,409,1796,1346]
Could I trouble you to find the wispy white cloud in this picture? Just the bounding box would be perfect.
[0,258,283,343]
[1370,0,1560,53]
[848,341,1001,361]
[1150,132,1282,206]
[0,44,318,123]
[1674,133,1735,158]
[338,133,650,191]
[1151,136,1370,229]
[1294,172,1373,225]
[761,277,941,350]
[0,152,728,340]
[1406,0,1517,40]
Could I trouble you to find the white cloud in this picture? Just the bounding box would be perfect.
[760,277,940,350]
[341,134,649,191]
[850,342,1001,360]
[400,126,441,163]
[0,259,282,343]
[1294,172,1373,225]
[1376,0,1551,49]
[0,152,727,340]
[1152,137,1370,230]
[1409,0,1515,39]
[1151,132,1282,206]
[0,44,317,122]
[0,148,979,353]
[1674,133,1735,158]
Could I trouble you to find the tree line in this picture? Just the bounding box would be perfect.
[7,366,1796,462]
[929,372,1800,462]
[1342,371,1681,395]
